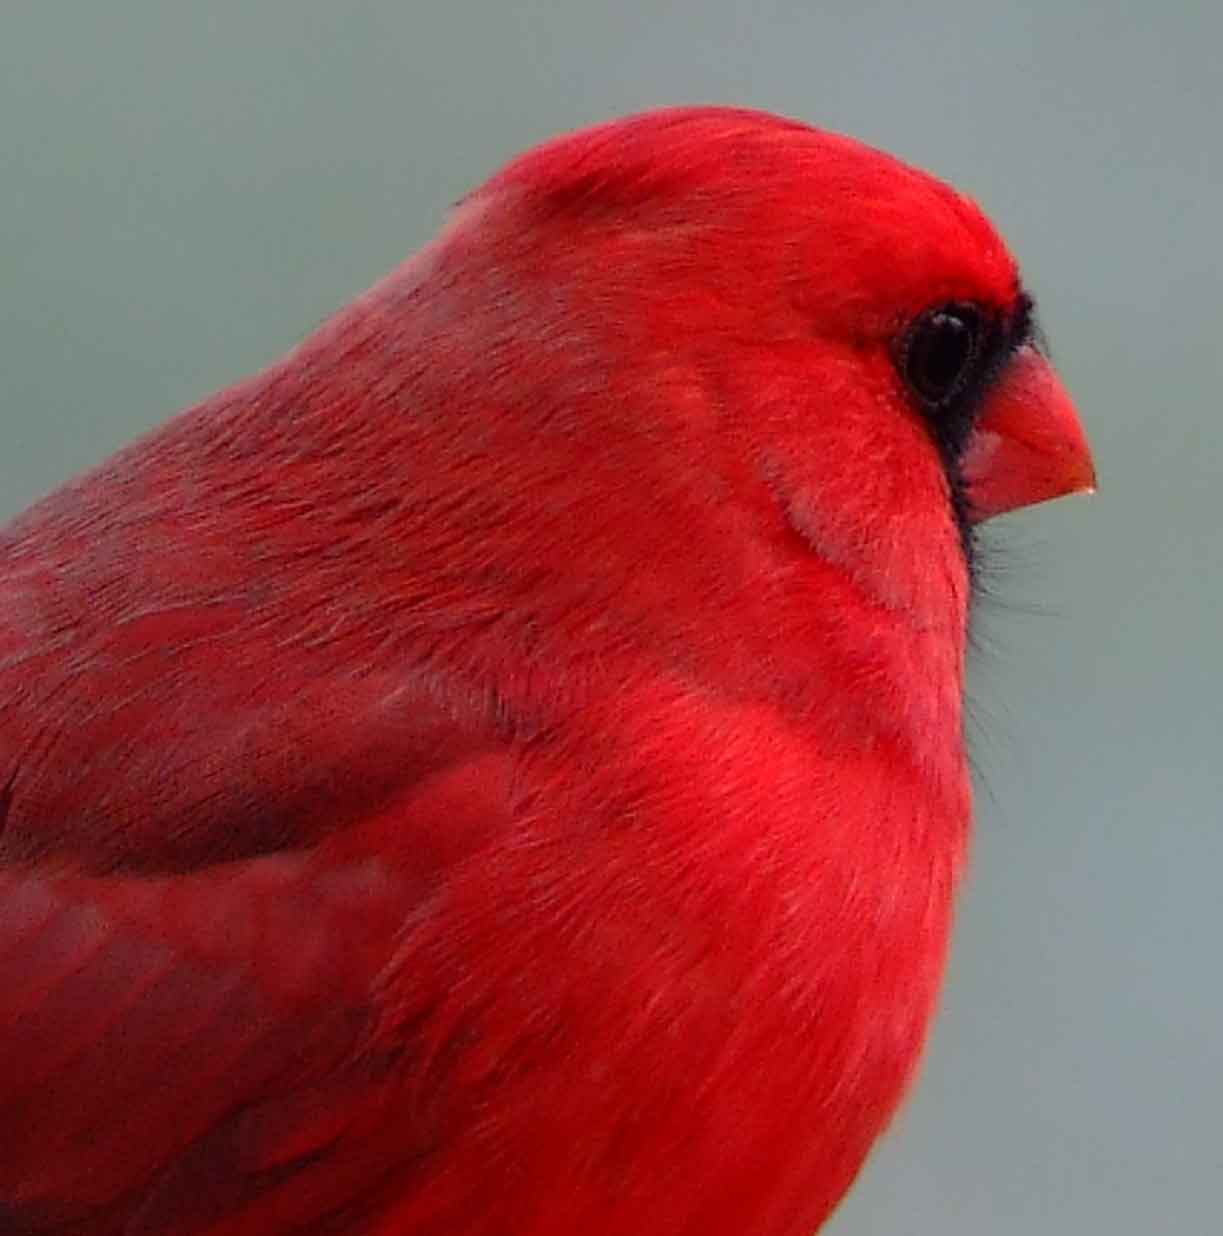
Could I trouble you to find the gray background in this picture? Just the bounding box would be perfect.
[2,3,1218,1232]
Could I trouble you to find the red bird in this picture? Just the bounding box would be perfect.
[0,108,1094,1235]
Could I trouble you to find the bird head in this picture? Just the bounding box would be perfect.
[240,108,1095,712]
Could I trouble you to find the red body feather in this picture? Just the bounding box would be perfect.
[0,109,1092,1233]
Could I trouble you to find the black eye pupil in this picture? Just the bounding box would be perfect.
[903,304,981,406]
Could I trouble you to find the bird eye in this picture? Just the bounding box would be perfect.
[900,303,984,409]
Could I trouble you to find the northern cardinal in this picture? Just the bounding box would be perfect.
[0,107,1094,1235]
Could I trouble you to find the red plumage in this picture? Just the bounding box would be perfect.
[0,108,1093,1234]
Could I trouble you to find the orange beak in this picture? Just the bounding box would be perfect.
[961,345,1097,523]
